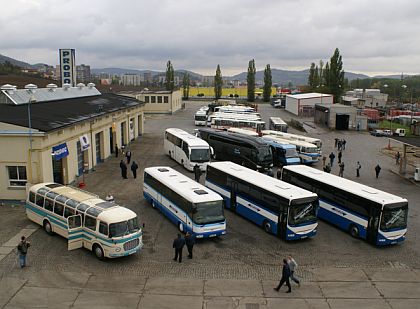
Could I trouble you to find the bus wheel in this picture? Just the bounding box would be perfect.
[178,222,184,233]
[93,244,105,260]
[43,220,53,235]
[263,220,272,234]
[151,200,156,208]
[349,225,359,238]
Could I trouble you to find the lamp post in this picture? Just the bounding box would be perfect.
[25,84,37,184]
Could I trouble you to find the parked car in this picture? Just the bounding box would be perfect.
[370,129,384,137]
[383,129,392,136]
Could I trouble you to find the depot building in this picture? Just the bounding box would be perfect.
[0,83,145,201]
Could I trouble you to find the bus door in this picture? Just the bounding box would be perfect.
[230,182,238,213]
[67,215,83,250]
[367,207,380,244]
[278,206,288,239]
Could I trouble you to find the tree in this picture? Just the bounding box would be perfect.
[182,73,190,99]
[308,62,316,89]
[328,48,345,102]
[165,60,174,91]
[247,59,256,102]
[323,62,330,88]
[263,64,272,102]
[214,64,223,100]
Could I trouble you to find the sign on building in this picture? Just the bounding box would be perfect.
[59,49,76,86]
[52,143,69,160]
[79,134,90,151]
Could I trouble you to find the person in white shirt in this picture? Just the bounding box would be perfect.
[287,255,300,286]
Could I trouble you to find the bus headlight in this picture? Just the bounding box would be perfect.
[115,247,121,252]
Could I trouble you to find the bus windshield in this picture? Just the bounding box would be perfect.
[195,115,207,121]
[285,148,298,158]
[193,201,224,225]
[380,206,408,231]
[190,148,210,162]
[109,217,140,237]
[288,200,317,226]
[257,147,272,162]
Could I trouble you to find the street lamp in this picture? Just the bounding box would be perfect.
[25,84,37,184]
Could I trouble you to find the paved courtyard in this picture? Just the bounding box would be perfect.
[0,101,419,308]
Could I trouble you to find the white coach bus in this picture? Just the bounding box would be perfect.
[26,183,143,259]
[164,128,212,171]
[143,166,226,238]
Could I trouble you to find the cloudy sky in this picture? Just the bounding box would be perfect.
[1,0,419,76]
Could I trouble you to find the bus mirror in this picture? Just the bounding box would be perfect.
[210,147,214,156]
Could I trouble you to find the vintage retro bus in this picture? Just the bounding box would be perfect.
[26,183,143,259]
[143,166,226,238]
[205,162,319,240]
[282,165,408,245]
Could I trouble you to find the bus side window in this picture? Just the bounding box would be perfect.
[35,194,44,207]
[64,207,75,218]
[84,215,97,231]
[44,199,54,212]
[99,221,108,236]
[68,216,82,229]
[29,191,36,203]
[77,211,85,223]
[54,202,64,216]
[182,142,189,156]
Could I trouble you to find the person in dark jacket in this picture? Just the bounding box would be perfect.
[126,150,132,164]
[338,150,342,164]
[329,152,335,167]
[185,232,195,259]
[131,161,139,179]
[115,144,119,158]
[120,160,128,179]
[193,164,201,182]
[17,236,31,268]
[375,164,381,178]
[274,258,291,293]
[172,234,185,263]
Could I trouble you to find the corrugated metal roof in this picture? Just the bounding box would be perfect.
[1,85,101,105]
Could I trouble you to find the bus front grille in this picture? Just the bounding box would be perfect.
[123,238,140,251]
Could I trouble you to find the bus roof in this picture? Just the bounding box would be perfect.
[195,109,207,116]
[209,162,317,201]
[269,117,287,125]
[227,128,259,136]
[199,128,270,148]
[283,165,408,205]
[262,135,317,148]
[263,138,296,149]
[28,183,137,222]
[209,112,261,120]
[144,166,223,203]
[165,128,210,148]
[262,130,321,143]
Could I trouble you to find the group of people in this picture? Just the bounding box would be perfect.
[274,255,300,293]
[172,233,195,263]
[119,149,139,179]
[334,138,346,151]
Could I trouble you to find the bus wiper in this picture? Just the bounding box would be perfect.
[294,205,312,220]
[386,209,403,227]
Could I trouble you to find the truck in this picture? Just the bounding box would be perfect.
[393,128,406,137]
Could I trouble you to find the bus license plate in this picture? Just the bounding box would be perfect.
[209,234,216,237]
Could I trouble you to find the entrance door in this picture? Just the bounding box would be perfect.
[95,132,102,163]
[76,141,84,176]
[230,182,238,213]
[67,215,83,250]
[121,122,126,146]
[367,208,380,244]
[109,127,114,154]
[336,114,350,130]
[52,157,64,184]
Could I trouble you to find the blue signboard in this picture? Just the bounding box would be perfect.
[52,143,69,160]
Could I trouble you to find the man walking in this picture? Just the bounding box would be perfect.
[126,150,132,164]
[17,236,30,268]
[131,161,139,179]
[193,164,201,182]
[323,163,331,173]
[274,258,291,293]
[172,234,185,263]
[375,164,381,178]
[395,152,401,165]
[185,232,195,259]
[338,162,345,177]
[329,152,335,167]
[120,160,128,179]
[342,139,346,150]
[356,161,361,177]
[287,255,300,286]
[115,144,119,158]
[334,138,338,148]
[338,150,342,164]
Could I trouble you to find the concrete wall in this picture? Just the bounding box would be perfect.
[0,105,144,200]
[286,96,334,116]
[136,90,182,114]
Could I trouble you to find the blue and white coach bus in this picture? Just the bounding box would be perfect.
[143,166,226,238]
[26,183,143,259]
[205,162,319,240]
[281,165,408,245]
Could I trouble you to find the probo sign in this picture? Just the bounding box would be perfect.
[59,49,76,86]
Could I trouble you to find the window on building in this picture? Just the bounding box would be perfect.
[164,96,169,103]
[158,96,162,103]
[7,166,27,187]
[145,96,150,103]
[151,96,156,103]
